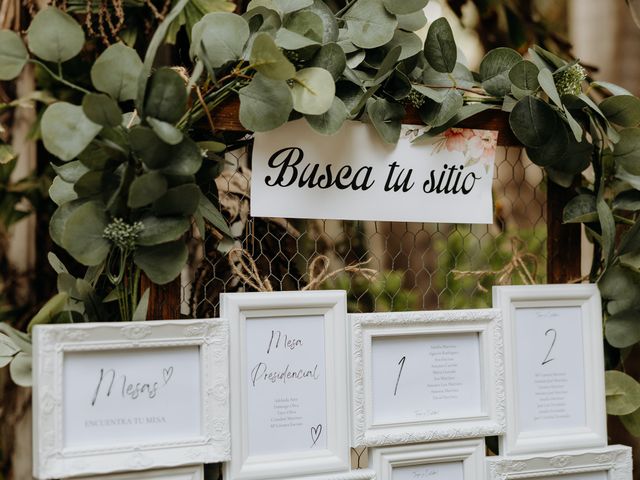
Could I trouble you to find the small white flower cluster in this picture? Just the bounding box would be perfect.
[405,90,426,109]
[103,218,144,251]
[554,64,587,96]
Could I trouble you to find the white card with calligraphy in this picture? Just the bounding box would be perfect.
[492,284,607,456]
[369,439,485,480]
[251,120,498,224]
[222,291,362,480]
[350,309,505,447]
[32,319,230,479]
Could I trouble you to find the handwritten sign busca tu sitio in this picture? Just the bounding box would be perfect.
[252,120,498,224]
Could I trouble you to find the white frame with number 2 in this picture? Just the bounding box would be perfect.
[222,291,371,480]
[493,284,607,456]
[350,309,505,447]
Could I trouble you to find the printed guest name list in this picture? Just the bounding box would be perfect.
[245,315,327,456]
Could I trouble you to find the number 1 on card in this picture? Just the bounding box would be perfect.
[394,356,406,396]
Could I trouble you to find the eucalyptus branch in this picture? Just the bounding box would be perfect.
[28,59,91,95]
[414,82,494,97]
[335,0,358,18]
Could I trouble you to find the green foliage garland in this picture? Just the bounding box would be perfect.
[0,0,639,436]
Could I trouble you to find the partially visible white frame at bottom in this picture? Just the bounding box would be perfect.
[74,464,205,480]
[486,445,632,480]
[369,438,485,480]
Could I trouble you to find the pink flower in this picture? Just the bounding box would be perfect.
[443,128,473,153]
[467,130,498,162]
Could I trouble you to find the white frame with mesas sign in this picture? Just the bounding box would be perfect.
[350,309,505,447]
[32,319,229,479]
[222,291,362,480]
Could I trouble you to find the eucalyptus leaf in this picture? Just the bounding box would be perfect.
[199,192,232,237]
[285,10,324,42]
[9,352,32,387]
[0,335,18,359]
[396,11,427,31]
[134,241,188,285]
[480,48,522,96]
[137,216,191,246]
[147,117,184,145]
[91,43,143,101]
[419,89,463,127]
[563,194,597,223]
[424,17,457,74]
[52,161,90,184]
[144,68,187,124]
[153,184,201,216]
[614,128,640,174]
[132,288,150,322]
[614,190,640,211]
[0,324,32,353]
[49,177,78,206]
[61,201,110,266]
[310,43,346,80]
[538,68,562,106]
[563,106,584,142]
[367,97,404,144]
[194,12,250,67]
[382,0,428,15]
[291,67,335,115]
[130,126,171,170]
[82,93,122,128]
[49,200,85,247]
[27,7,84,63]
[306,97,349,135]
[618,215,640,255]
[605,309,640,348]
[509,60,539,91]
[344,0,397,49]
[605,370,640,415]
[386,30,422,61]
[592,81,633,97]
[301,0,339,43]
[27,292,69,333]
[275,28,320,50]
[598,197,616,266]
[273,0,313,13]
[239,73,293,131]
[372,46,401,84]
[600,95,640,127]
[250,32,296,80]
[526,125,569,168]
[162,138,203,176]
[128,171,169,208]
[0,30,29,81]
[509,96,557,148]
[41,103,102,162]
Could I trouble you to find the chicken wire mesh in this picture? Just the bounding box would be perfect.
[183,141,546,318]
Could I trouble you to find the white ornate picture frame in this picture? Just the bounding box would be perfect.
[32,319,230,479]
[350,309,505,447]
[369,438,485,480]
[222,291,360,480]
[75,464,204,480]
[493,284,607,456]
[486,445,632,480]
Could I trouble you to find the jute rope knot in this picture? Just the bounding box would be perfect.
[452,237,538,293]
[228,248,378,292]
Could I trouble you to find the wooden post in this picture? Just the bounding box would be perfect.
[141,275,182,320]
[546,181,582,283]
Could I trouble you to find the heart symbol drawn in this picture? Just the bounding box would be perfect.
[310,424,322,447]
[162,367,174,385]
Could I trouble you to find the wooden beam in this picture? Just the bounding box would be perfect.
[211,98,521,146]
[141,275,182,320]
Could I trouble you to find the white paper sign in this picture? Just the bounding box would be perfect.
[63,346,201,449]
[514,306,587,434]
[252,120,498,224]
[371,333,483,424]
[245,315,327,456]
[393,461,464,480]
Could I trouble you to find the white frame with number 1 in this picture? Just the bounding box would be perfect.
[493,284,607,456]
[350,309,505,447]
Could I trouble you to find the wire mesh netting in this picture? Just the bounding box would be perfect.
[183,142,547,318]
